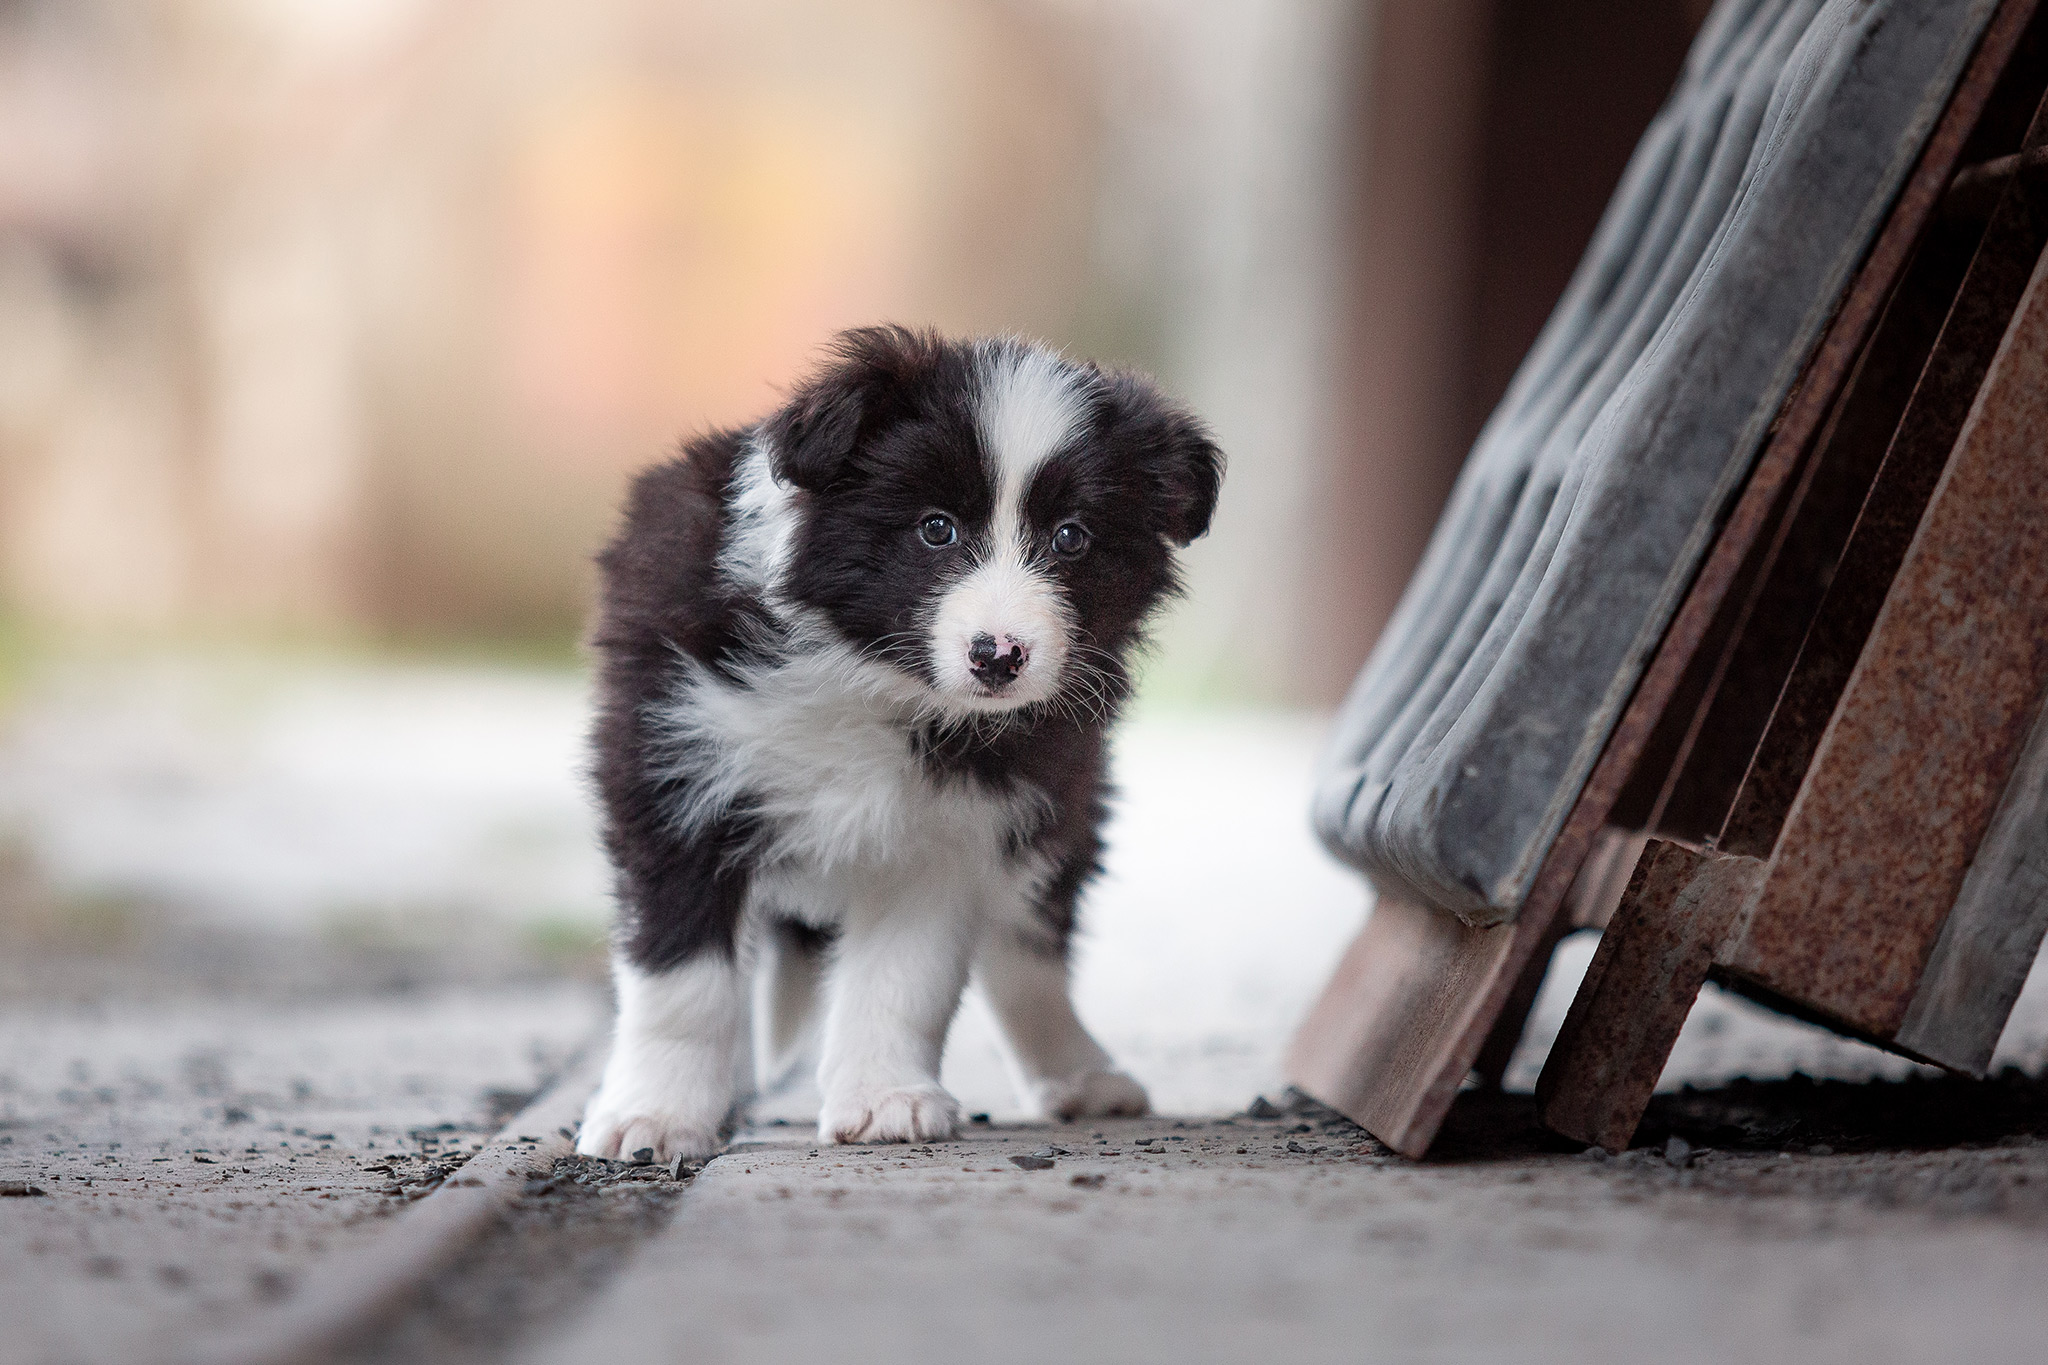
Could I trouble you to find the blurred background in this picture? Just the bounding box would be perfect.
[0,0,1715,690]
[0,0,1761,1110]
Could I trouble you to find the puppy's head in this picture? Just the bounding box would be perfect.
[764,326,1221,717]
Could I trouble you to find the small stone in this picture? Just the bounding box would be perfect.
[1286,1141,1307,1154]
[558,1127,575,1142]
[0,1182,47,1197]
[1579,1146,1611,1162]
[1246,1097,1283,1119]
[669,1155,689,1181]
[969,1113,993,1124]
[1664,1137,1693,1167]
[1069,1173,1106,1188]
[629,1148,656,1166]
[1009,1154,1056,1171]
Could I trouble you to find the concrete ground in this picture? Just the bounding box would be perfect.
[530,1104,2048,1365]
[0,935,605,1365]
[5,658,2048,1363]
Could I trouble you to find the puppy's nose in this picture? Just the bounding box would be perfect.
[968,632,1029,689]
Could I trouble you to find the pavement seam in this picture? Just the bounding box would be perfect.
[171,1043,607,1365]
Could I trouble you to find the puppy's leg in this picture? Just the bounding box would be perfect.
[976,927,1148,1120]
[752,917,830,1092]
[578,954,743,1163]
[815,893,974,1145]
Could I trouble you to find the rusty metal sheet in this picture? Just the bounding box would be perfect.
[1721,236,2048,1035]
[1722,80,2048,855]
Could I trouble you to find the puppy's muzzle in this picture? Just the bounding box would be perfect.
[967,632,1029,690]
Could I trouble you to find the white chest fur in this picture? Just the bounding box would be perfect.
[651,641,1050,915]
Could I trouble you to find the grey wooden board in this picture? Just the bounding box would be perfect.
[1896,685,2048,1074]
[1314,0,1999,925]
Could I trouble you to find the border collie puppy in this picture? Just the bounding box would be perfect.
[576,326,1222,1162]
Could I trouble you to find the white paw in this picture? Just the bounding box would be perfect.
[576,1087,723,1163]
[820,1083,963,1146]
[1033,1068,1150,1120]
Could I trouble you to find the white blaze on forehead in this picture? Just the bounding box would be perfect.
[973,343,1090,527]
[925,343,1087,713]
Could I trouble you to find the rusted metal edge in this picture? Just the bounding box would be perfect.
[1537,844,1765,1151]
[1648,201,1987,848]
[1941,141,2048,221]
[182,1045,607,1365]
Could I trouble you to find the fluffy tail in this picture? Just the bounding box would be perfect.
[752,918,831,1091]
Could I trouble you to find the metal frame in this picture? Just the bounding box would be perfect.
[1288,0,2045,1158]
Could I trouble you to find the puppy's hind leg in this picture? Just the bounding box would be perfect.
[579,954,745,1163]
[976,927,1148,1120]
[752,917,832,1092]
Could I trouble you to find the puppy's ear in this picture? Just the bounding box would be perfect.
[1160,419,1223,547]
[1101,372,1224,547]
[764,325,936,492]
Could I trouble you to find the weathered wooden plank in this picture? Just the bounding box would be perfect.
[1284,895,1533,1158]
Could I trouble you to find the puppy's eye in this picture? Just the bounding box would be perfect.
[918,513,958,548]
[1052,521,1090,557]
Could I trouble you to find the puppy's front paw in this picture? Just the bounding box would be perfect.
[576,1088,723,1163]
[820,1083,963,1146]
[1034,1068,1150,1120]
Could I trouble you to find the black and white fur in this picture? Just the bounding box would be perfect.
[577,327,1222,1162]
